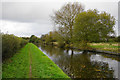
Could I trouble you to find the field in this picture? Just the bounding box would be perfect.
[89,43,120,54]
[2,43,69,78]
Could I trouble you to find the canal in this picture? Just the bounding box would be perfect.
[39,45,120,79]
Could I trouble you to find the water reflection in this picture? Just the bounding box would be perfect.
[90,54,119,78]
[39,45,119,78]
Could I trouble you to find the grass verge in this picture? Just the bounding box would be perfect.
[2,43,69,78]
[88,43,120,54]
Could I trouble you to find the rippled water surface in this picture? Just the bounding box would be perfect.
[39,45,120,79]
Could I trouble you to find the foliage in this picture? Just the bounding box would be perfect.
[22,37,30,41]
[29,35,40,44]
[40,31,57,45]
[107,36,117,42]
[20,39,29,47]
[2,43,70,78]
[118,36,120,42]
[45,32,54,44]
[74,9,115,48]
[51,2,84,44]
[89,43,120,53]
[2,44,30,78]
[2,33,28,61]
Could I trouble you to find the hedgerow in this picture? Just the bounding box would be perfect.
[2,33,28,61]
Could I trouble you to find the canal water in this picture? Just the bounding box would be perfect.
[39,45,120,79]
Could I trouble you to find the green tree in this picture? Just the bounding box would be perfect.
[40,32,56,45]
[29,35,38,43]
[45,33,53,44]
[118,36,120,42]
[74,9,115,49]
[51,2,84,45]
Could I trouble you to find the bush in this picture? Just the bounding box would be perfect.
[20,39,28,47]
[2,33,28,61]
[29,35,39,43]
[57,41,65,48]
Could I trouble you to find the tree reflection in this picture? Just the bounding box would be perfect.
[40,44,65,56]
[39,45,114,78]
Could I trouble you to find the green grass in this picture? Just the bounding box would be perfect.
[2,43,69,78]
[90,45,120,48]
[2,44,30,78]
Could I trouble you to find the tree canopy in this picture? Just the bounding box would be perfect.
[74,9,115,47]
[29,35,39,43]
[51,2,84,44]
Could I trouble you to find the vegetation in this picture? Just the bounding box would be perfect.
[2,33,28,61]
[40,2,118,51]
[2,43,70,78]
[51,2,84,47]
[40,32,56,45]
[40,44,116,78]
[89,43,120,53]
[73,9,115,49]
[1,2,119,79]
[22,37,30,41]
[29,35,40,44]
[117,36,120,42]
[2,43,30,78]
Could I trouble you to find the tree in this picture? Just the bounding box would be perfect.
[51,2,84,45]
[74,9,115,49]
[45,32,54,44]
[29,35,38,43]
[118,36,120,42]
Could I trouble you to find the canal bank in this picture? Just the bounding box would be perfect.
[39,44,120,79]
[43,42,120,56]
[2,43,69,78]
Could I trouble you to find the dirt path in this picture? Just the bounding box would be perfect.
[29,45,32,78]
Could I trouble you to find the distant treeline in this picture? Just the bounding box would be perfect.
[2,33,28,61]
[1,32,119,61]
[40,31,120,48]
[29,35,41,44]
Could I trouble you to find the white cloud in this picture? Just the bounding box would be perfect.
[0,1,119,36]
[0,20,53,37]
[1,0,119,2]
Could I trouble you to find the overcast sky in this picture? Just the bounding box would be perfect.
[0,0,119,37]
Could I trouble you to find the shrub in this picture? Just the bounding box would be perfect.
[20,39,28,47]
[57,41,65,48]
[2,33,28,61]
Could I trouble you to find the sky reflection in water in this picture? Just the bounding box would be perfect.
[39,45,119,79]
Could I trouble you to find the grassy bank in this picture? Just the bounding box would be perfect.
[2,43,69,78]
[88,43,120,54]
[43,42,120,55]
